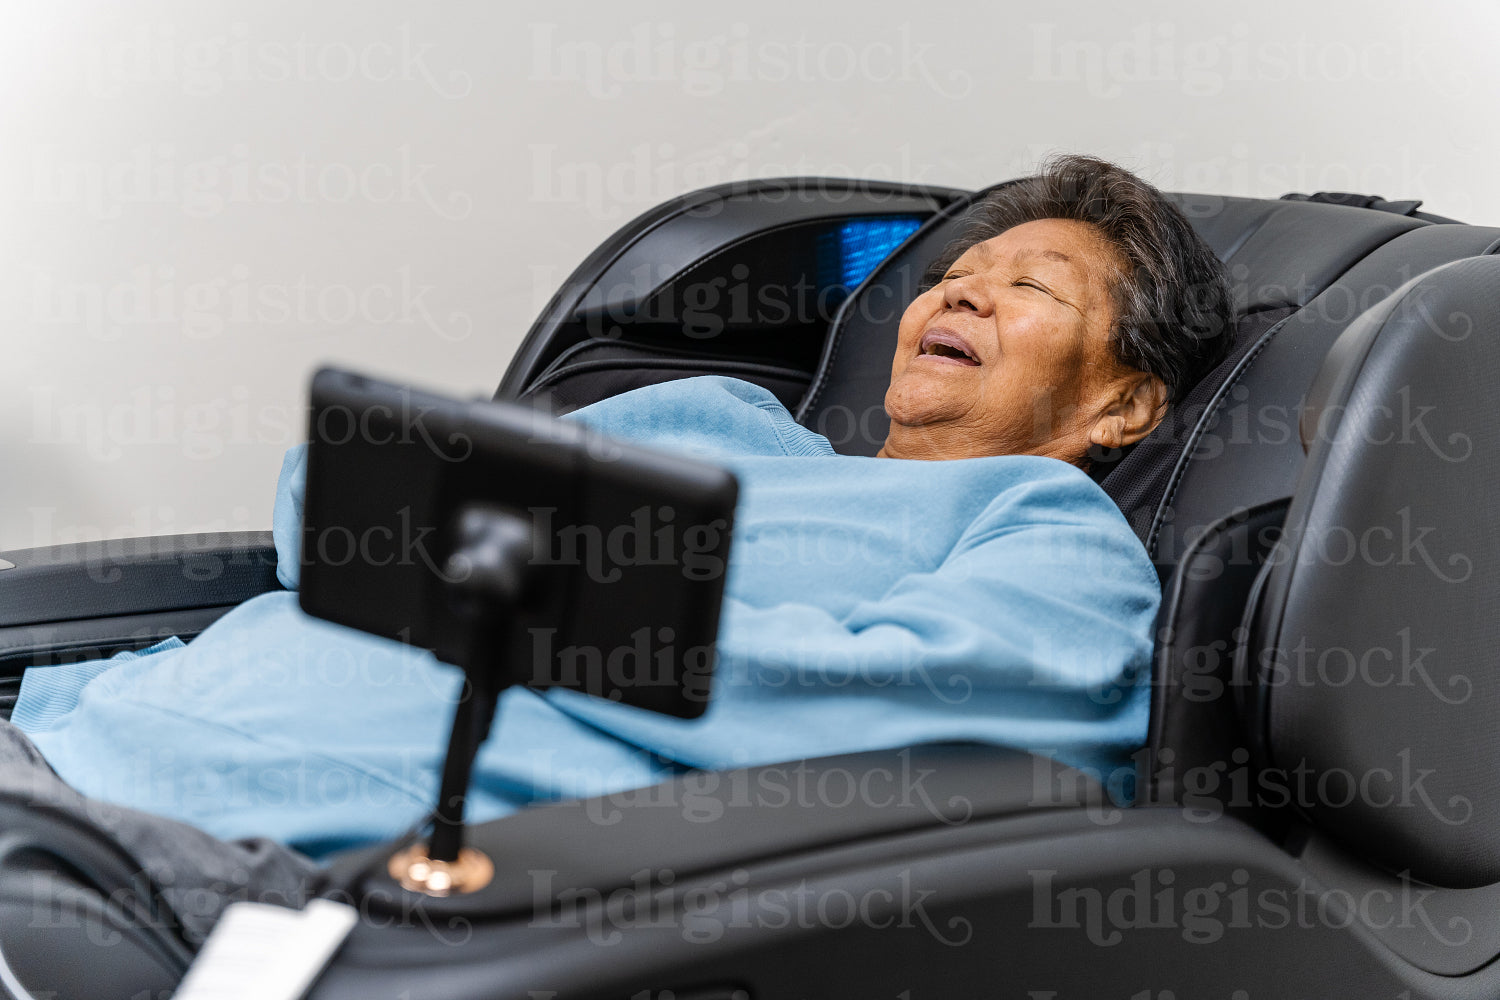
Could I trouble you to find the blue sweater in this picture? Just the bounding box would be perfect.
[14,377,1160,858]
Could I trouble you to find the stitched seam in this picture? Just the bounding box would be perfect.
[753,399,828,456]
[755,400,798,455]
[1146,309,1295,556]
[1148,234,1488,557]
[1155,220,1437,533]
[1145,516,1222,793]
[800,280,863,418]
[1212,205,1275,264]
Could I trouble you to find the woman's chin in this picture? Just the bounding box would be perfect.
[884,376,967,429]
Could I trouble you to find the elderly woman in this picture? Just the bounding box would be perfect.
[884,158,1227,462]
[6,156,1230,914]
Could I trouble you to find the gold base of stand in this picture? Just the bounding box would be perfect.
[387,843,495,896]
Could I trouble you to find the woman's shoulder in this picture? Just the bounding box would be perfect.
[953,454,1148,550]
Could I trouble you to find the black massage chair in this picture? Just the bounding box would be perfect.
[0,177,1497,998]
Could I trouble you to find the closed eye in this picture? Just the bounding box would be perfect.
[1017,277,1083,314]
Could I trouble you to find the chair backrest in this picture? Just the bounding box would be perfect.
[1238,255,1500,890]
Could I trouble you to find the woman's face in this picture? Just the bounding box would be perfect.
[880,218,1165,463]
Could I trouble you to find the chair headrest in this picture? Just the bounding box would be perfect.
[1242,256,1500,889]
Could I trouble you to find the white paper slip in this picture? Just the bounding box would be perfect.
[173,898,360,1000]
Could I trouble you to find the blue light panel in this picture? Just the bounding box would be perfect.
[828,216,924,288]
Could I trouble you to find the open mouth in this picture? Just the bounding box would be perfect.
[917,329,981,366]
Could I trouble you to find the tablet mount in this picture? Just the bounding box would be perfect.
[299,368,737,901]
[387,504,535,897]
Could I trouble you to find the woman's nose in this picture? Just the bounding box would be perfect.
[942,276,990,315]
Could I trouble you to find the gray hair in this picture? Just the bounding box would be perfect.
[926,154,1234,403]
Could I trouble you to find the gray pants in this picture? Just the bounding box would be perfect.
[0,718,318,947]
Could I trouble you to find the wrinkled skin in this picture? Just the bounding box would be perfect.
[879,218,1167,464]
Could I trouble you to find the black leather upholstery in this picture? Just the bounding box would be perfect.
[1243,257,1500,889]
[308,798,1498,1000]
[1154,223,1500,569]
[0,532,279,629]
[6,179,1500,997]
[337,744,1108,923]
[1099,303,1295,572]
[496,178,968,411]
[1142,498,1289,815]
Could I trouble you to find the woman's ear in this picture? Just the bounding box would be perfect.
[1088,374,1169,451]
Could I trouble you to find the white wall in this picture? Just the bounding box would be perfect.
[5,0,1498,551]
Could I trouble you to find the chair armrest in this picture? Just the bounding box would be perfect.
[328,743,1111,924]
[0,532,281,629]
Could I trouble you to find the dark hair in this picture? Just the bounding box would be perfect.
[925,154,1234,404]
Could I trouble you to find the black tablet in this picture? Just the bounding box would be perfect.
[298,367,737,719]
